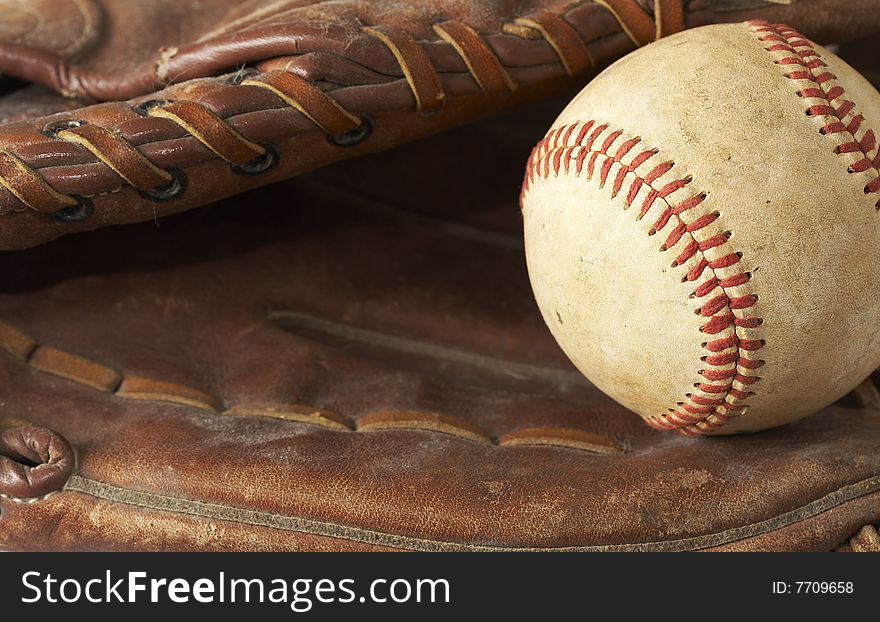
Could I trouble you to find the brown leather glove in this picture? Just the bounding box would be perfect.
[1,0,879,251]
[2,83,880,550]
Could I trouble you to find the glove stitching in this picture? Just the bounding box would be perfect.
[0,1,674,221]
[50,473,880,551]
[0,319,621,454]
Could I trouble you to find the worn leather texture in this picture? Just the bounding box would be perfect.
[522,22,880,434]
[1,1,879,552]
[2,86,880,550]
[1,0,879,250]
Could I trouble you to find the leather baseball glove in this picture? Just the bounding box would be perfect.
[1,0,878,251]
[2,0,880,552]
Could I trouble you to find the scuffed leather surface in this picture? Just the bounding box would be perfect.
[0,1,878,251]
[1,94,879,551]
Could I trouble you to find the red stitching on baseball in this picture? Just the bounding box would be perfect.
[521,120,765,435]
[750,21,880,209]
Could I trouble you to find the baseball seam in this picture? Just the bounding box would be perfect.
[521,122,765,435]
[749,21,880,207]
[523,22,880,434]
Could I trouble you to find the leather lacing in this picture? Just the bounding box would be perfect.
[0,319,622,456]
[0,1,683,222]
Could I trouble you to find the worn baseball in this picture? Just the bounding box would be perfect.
[521,22,880,435]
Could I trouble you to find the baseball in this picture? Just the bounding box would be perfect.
[521,22,880,435]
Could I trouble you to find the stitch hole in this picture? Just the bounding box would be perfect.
[327,114,373,147]
[132,99,169,117]
[140,167,187,201]
[648,228,656,236]
[232,142,279,176]
[42,119,85,138]
[51,196,94,223]
[700,356,708,362]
